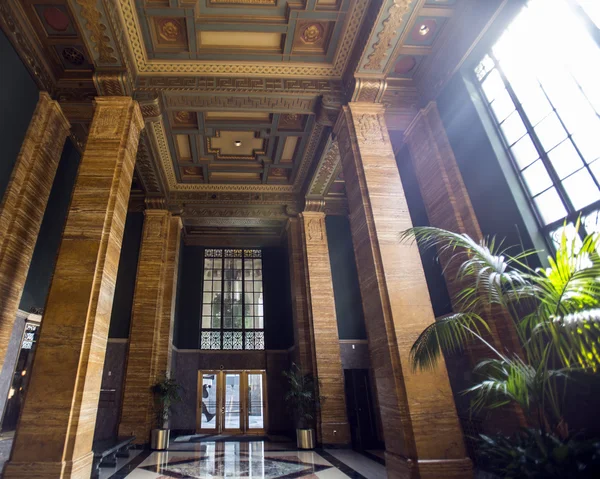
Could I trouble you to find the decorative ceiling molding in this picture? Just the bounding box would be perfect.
[69,0,122,66]
[115,0,369,77]
[307,137,341,198]
[0,1,55,93]
[163,94,318,113]
[136,77,344,95]
[357,0,417,74]
[135,132,165,195]
[364,0,414,71]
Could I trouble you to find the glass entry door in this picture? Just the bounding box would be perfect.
[197,370,267,434]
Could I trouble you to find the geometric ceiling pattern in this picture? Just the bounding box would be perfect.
[167,110,313,185]
[2,0,505,244]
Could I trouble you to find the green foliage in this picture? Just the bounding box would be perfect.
[151,377,182,429]
[403,223,600,475]
[478,429,600,478]
[282,363,320,429]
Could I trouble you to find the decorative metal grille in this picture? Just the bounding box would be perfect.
[200,249,264,350]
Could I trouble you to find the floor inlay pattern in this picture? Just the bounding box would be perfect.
[106,440,381,478]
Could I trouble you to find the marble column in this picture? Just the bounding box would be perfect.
[119,207,182,444]
[286,217,314,375]
[299,204,350,445]
[0,92,70,368]
[335,102,472,478]
[4,97,143,479]
[404,102,522,355]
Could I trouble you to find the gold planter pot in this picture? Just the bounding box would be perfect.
[151,429,170,450]
[296,428,315,449]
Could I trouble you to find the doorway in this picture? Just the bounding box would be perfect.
[197,370,267,435]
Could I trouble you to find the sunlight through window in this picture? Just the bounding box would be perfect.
[475,0,600,243]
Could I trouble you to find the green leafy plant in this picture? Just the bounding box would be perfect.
[283,363,321,429]
[478,429,600,478]
[151,377,182,429]
[402,222,600,475]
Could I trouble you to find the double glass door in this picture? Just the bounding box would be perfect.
[197,370,266,434]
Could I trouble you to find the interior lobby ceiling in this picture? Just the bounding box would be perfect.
[2,0,505,244]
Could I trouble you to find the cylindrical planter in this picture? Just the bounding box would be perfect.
[296,428,315,449]
[151,429,170,450]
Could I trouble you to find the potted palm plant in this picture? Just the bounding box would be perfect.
[283,363,320,449]
[151,377,181,450]
[402,221,600,477]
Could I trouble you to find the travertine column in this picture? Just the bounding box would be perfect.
[0,92,70,368]
[335,102,472,478]
[4,97,143,479]
[119,208,182,444]
[286,217,314,374]
[404,102,522,355]
[299,205,350,445]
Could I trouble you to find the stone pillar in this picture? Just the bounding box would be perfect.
[118,207,182,444]
[404,102,524,432]
[299,203,350,445]
[0,92,70,368]
[286,217,314,374]
[335,102,472,478]
[4,97,143,479]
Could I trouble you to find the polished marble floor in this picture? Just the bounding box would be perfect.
[104,439,385,478]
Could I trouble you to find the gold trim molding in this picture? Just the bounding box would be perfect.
[117,0,368,77]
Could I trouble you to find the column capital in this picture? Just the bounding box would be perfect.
[144,196,168,210]
[302,199,326,213]
[350,77,387,103]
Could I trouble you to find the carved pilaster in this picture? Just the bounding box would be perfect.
[404,102,524,432]
[0,92,70,368]
[5,97,143,479]
[334,102,472,478]
[298,210,350,445]
[119,208,180,443]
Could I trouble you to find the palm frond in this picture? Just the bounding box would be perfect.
[410,312,491,371]
[402,227,534,312]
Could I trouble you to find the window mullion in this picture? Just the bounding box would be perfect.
[566,0,600,48]
[536,77,600,195]
[221,249,225,349]
[242,251,245,350]
[493,56,576,215]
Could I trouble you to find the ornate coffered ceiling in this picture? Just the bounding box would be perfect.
[1,0,506,244]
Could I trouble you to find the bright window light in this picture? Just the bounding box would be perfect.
[475,0,600,243]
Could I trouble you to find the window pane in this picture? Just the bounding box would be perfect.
[500,111,527,145]
[490,90,515,122]
[520,87,552,126]
[589,160,600,183]
[511,135,539,169]
[573,126,600,163]
[481,69,505,102]
[534,113,567,151]
[534,188,567,225]
[562,169,600,209]
[548,140,584,179]
[522,160,553,196]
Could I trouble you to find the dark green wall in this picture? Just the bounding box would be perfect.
[0,30,39,200]
[396,147,453,318]
[436,73,536,255]
[174,245,293,350]
[108,212,144,338]
[326,215,367,340]
[19,140,81,312]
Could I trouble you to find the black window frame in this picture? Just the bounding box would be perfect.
[471,0,600,246]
